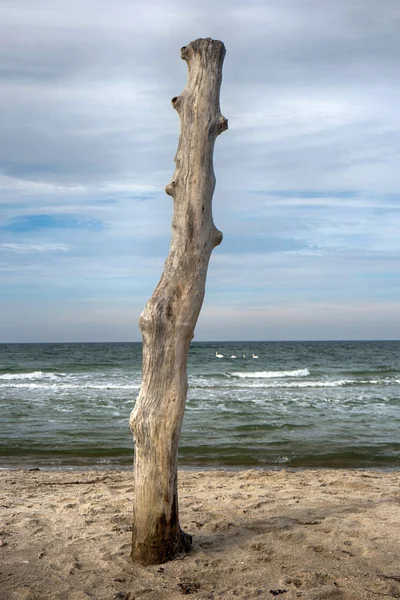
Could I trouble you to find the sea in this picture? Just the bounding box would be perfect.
[0,341,399,471]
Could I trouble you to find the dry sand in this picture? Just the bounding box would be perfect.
[0,468,399,600]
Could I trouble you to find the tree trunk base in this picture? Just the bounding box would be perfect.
[131,527,192,566]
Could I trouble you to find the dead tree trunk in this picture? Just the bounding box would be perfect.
[129,38,227,565]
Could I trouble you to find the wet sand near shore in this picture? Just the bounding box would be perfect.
[1,468,399,600]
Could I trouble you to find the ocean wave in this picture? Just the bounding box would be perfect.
[231,368,310,379]
[235,377,399,389]
[189,378,358,389]
[1,382,141,390]
[0,371,66,381]
[241,379,355,388]
[189,375,399,390]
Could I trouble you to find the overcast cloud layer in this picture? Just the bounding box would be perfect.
[1,0,399,342]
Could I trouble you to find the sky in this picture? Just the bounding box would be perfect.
[1,0,399,342]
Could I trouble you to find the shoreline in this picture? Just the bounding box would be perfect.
[1,468,400,600]
[1,464,400,473]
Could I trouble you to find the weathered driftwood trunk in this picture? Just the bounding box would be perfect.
[129,38,227,565]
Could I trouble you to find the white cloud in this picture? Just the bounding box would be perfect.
[0,243,69,253]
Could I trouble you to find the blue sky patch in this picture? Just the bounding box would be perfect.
[2,214,104,233]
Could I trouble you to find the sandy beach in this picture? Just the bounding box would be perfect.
[0,468,399,600]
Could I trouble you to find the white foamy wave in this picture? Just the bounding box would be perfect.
[237,379,355,388]
[231,368,310,379]
[0,371,65,381]
[215,403,236,413]
[1,382,141,390]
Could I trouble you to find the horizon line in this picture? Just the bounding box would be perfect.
[1,339,399,345]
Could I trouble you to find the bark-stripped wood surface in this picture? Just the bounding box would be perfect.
[129,38,227,565]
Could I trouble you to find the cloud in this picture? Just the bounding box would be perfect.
[196,300,400,342]
[251,190,358,199]
[0,0,399,341]
[0,243,69,253]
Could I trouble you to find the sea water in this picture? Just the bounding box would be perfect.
[0,341,399,470]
